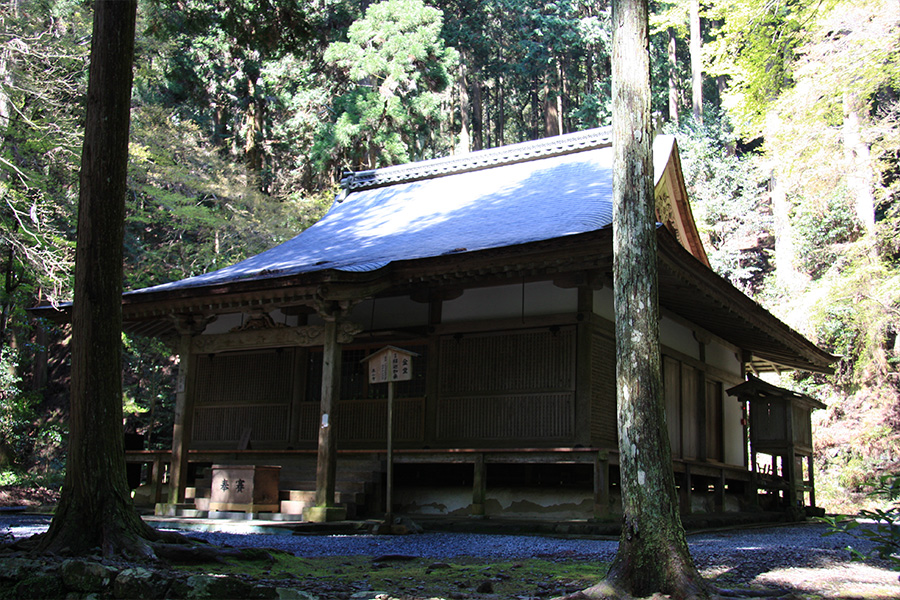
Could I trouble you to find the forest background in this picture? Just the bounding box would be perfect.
[0,0,897,513]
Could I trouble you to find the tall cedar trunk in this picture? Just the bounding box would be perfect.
[496,77,504,146]
[38,0,156,557]
[668,27,679,126]
[770,167,800,289]
[558,60,568,134]
[543,80,560,138]
[690,0,702,122]
[457,61,471,154]
[574,0,708,596]
[0,244,13,345]
[245,80,264,174]
[472,79,483,151]
[843,92,876,234]
[484,85,492,148]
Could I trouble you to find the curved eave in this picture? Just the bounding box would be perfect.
[30,227,836,376]
[657,229,836,374]
[656,137,710,266]
[80,231,613,339]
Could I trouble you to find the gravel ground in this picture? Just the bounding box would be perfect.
[2,514,898,598]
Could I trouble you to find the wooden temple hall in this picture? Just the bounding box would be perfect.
[42,128,836,522]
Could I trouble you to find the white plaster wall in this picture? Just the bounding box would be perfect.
[724,392,745,466]
[442,282,577,323]
[484,488,593,519]
[395,486,472,516]
[396,486,749,518]
[592,286,615,322]
[351,296,429,330]
[707,340,741,375]
[660,316,700,360]
[395,486,595,519]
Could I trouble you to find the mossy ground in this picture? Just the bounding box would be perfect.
[174,553,608,598]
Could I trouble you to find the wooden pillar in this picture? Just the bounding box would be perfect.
[307,316,347,522]
[784,400,798,510]
[151,454,163,505]
[472,453,486,516]
[593,451,610,519]
[807,454,816,508]
[167,315,205,508]
[168,332,193,505]
[680,463,692,514]
[714,468,725,513]
[748,439,759,507]
[161,315,209,513]
[786,450,799,510]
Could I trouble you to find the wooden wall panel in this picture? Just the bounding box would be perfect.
[439,328,575,394]
[335,398,425,443]
[437,327,576,443]
[793,405,812,448]
[195,350,294,405]
[663,356,682,457]
[681,364,700,460]
[591,331,617,447]
[751,400,787,443]
[706,380,723,461]
[192,349,294,445]
[436,394,574,440]
[193,404,291,443]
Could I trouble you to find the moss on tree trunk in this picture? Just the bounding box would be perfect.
[36,0,162,558]
[565,0,710,597]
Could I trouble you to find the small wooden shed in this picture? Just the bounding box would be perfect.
[727,375,826,511]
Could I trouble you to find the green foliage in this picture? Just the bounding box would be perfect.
[318,0,459,170]
[821,472,900,569]
[0,0,88,305]
[793,189,862,279]
[665,110,771,291]
[808,252,900,389]
[127,105,330,289]
[707,0,822,136]
[121,334,176,449]
[0,348,38,467]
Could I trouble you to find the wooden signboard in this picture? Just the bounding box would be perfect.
[366,345,415,384]
[361,346,417,528]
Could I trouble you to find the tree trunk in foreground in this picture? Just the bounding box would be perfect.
[690,0,703,123]
[37,0,159,557]
[567,0,709,597]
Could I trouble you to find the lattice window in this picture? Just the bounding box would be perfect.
[439,327,575,395]
[437,327,576,442]
[195,349,294,405]
[192,405,290,442]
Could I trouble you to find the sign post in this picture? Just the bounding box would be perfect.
[363,346,417,529]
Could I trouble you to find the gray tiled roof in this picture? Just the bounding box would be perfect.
[131,127,644,294]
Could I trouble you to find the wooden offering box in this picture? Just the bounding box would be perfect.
[208,464,280,513]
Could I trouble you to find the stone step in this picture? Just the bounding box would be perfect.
[278,467,382,481]
[279,499,311,514]
[279,489,364,505]
[184,486,211,500]
[280,479,372,495]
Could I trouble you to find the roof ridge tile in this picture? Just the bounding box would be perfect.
[338,126,613,197]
